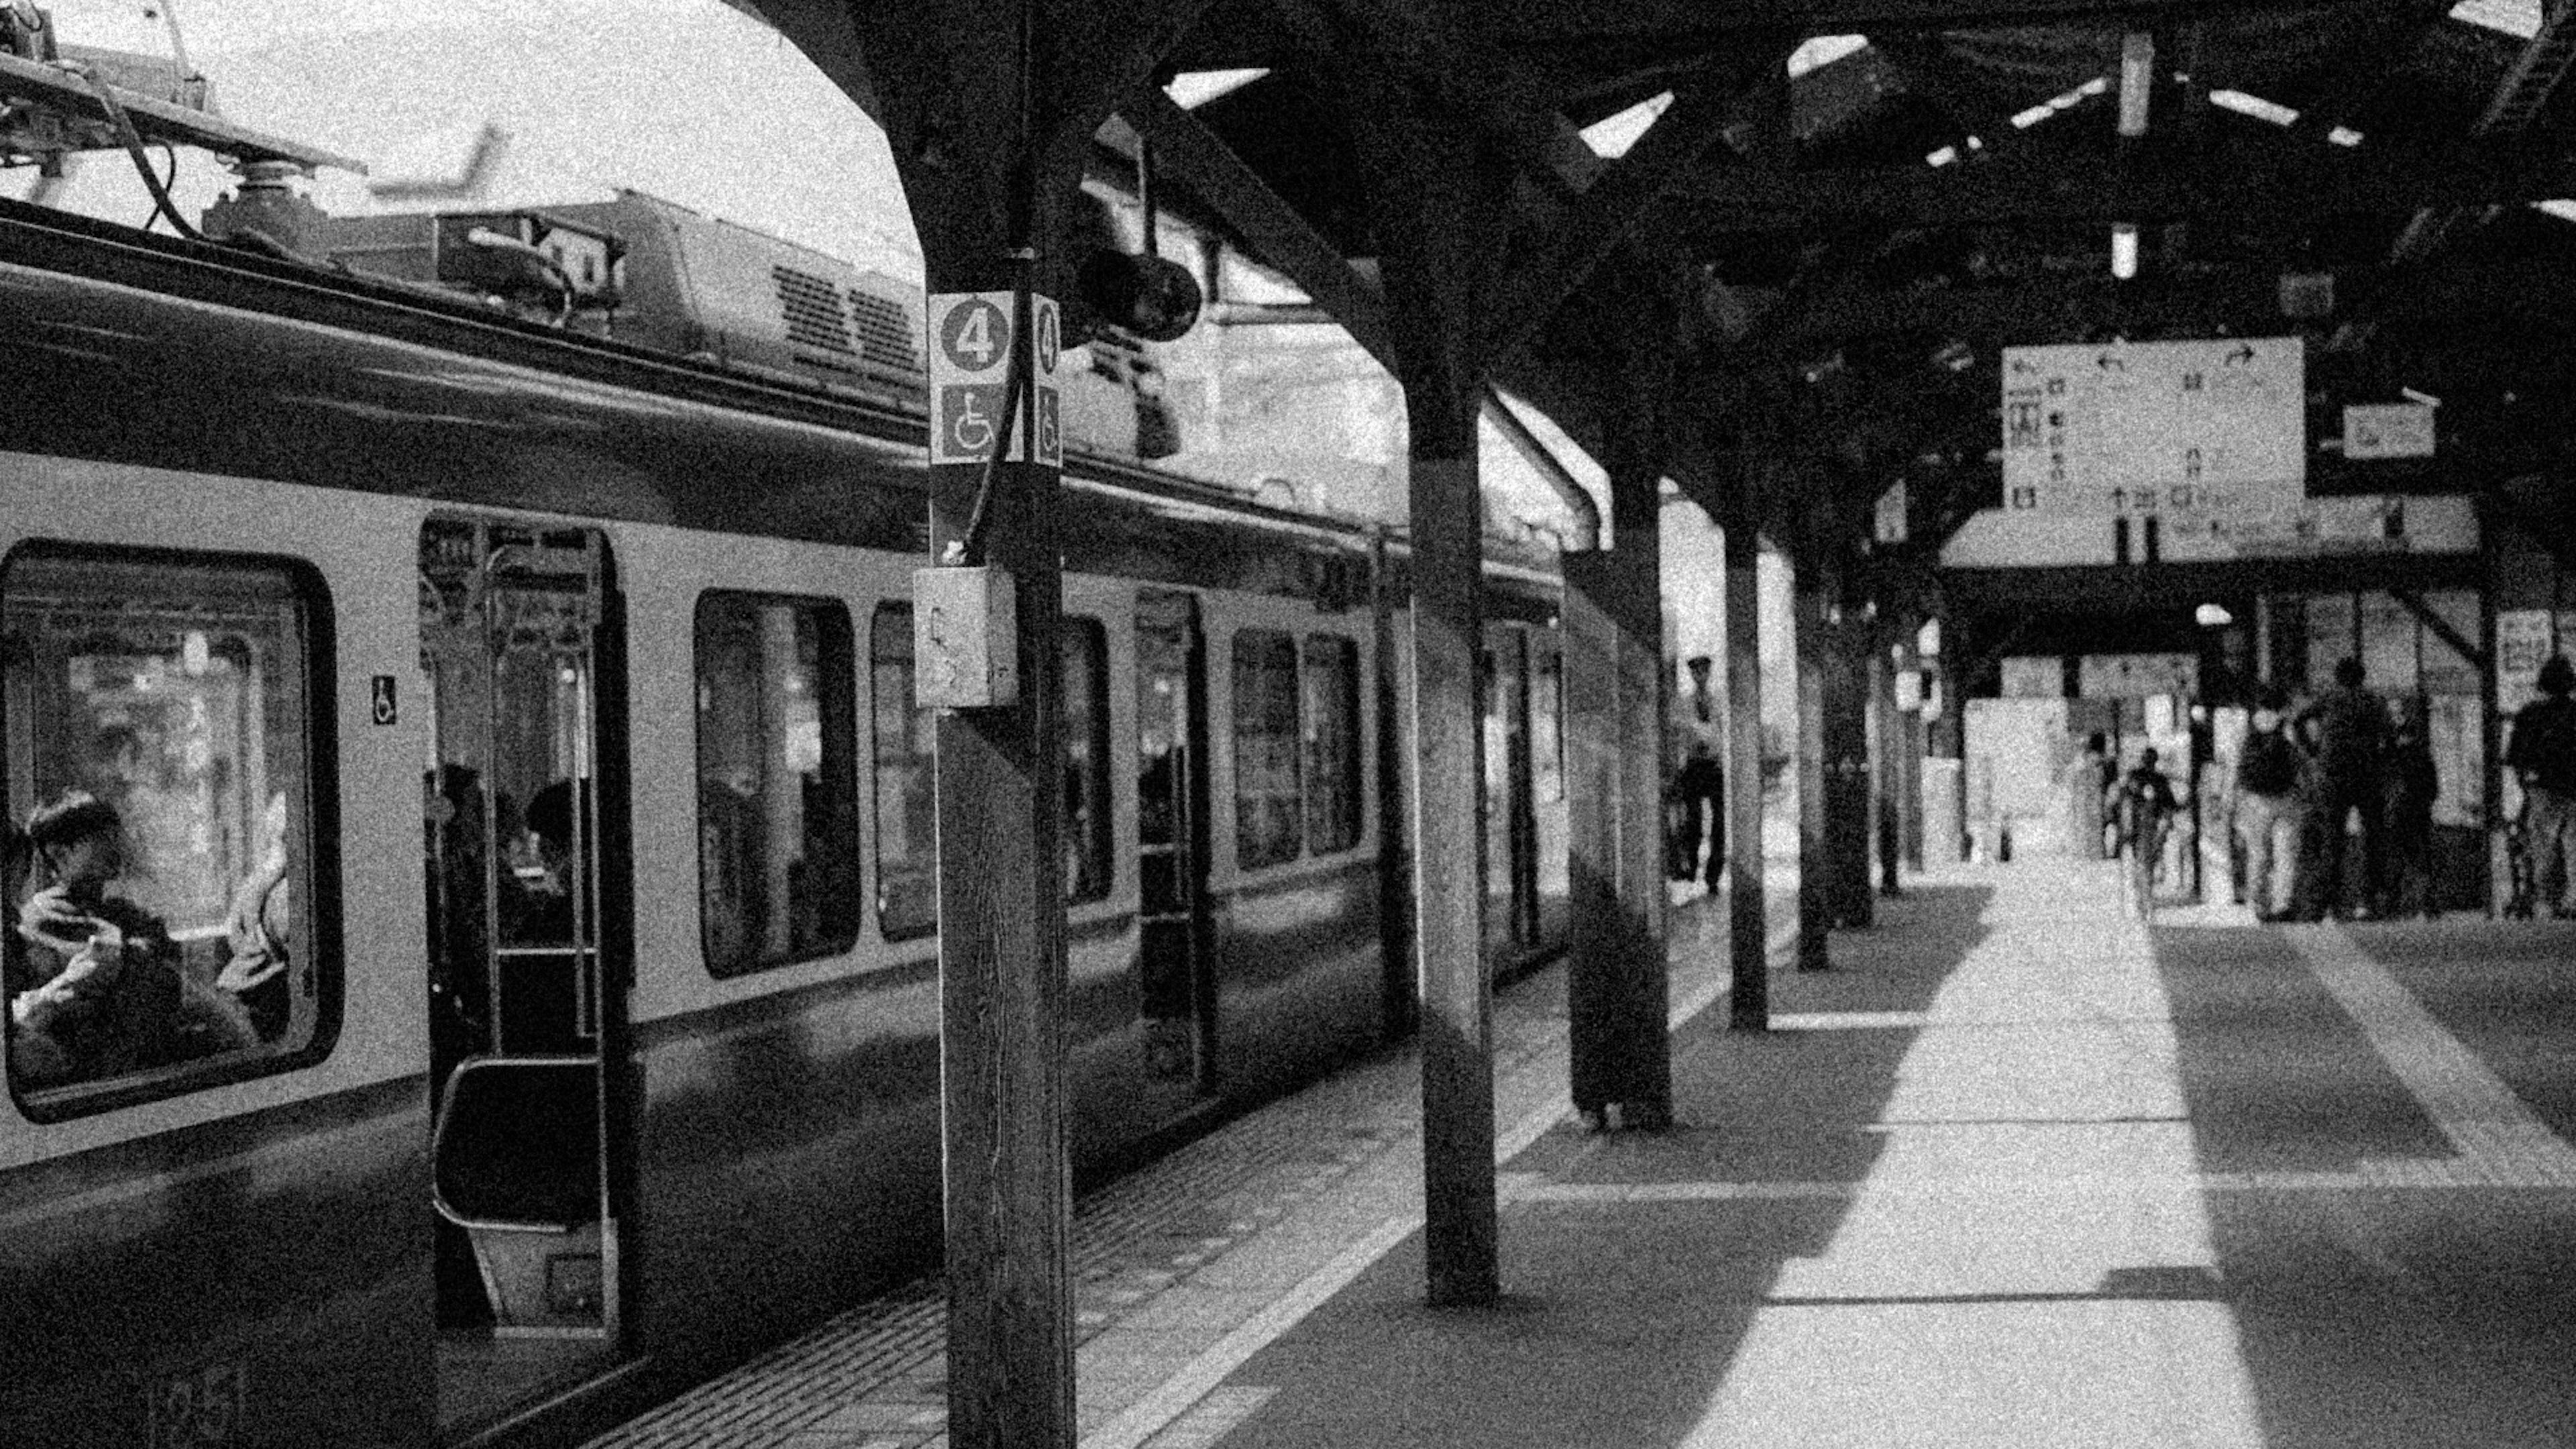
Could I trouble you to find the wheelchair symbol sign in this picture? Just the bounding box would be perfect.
[928,291,1063,468]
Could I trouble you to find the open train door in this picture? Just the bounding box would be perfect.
[417,516,635,1436]
[1134,589,1214,1098]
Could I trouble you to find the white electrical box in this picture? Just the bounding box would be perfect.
[913,566,1019,708]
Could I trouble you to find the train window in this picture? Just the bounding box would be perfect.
[1232,629,1303,869]
[693,593,859,977]
[3,546,333,1116]
[1301,635,1362,854]
[869,603,937,942]
[1063,617,1113,903]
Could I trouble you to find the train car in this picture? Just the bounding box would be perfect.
[0,189,1566,1448]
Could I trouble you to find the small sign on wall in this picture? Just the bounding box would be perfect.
[2343,403,2435,460]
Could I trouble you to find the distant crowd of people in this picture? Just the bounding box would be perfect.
[2088,651,2576,922]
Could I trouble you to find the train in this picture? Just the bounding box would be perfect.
[0,183,1568,1448]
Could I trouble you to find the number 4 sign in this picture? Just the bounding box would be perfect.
[928,291,1062,468]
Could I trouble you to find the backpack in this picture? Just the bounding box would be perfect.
[2511,696,2576,794]
[2237,731,2302,797]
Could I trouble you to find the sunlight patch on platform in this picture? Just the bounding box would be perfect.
[1684,864,2262,1448]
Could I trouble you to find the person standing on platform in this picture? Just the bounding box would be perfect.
[2506,654,2576,918]
[1667,655,1727,891]
[2116,747,2181,914]
[2381,706,2440,919]
[2233,690,2307,922]
[2067,733,2115,861]
[2294,657,2392,920]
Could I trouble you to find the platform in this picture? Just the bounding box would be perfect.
[586,859,2576,1448]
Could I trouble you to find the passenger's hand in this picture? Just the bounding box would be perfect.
[17,886,97,951]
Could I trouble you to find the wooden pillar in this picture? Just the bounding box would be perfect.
[1794,559,1833,969]
[1822,607,1875,928]
[1722,502,1770,1029]
[1872,638,1902,898]
[924,261,1073,1448]
[1568,429,1672,1128]
[826,5,1212,1441]
[1344,68,1507,1307]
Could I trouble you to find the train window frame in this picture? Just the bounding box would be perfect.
[2,541,341,1123]
[1231,627,1304,870]
[690,590,861,979]
[1301,633,1363,855]
[1062,615,1114,905]
[867,601,937,943]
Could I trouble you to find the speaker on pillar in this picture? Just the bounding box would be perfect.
[1075,251,1202,343]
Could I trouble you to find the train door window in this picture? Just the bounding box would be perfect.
[1231,629,1303,869]
[1301,635,1362,854]
[693,593,859,977]
[1063,616,1113,903]
[869,603,937,941]
[1136,591,1210,1089]
[3,546,331,1116]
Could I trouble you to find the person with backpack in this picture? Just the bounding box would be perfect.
[2234,689,2307,922]
[2506,654,2576,919]
[2294,657,2392,920]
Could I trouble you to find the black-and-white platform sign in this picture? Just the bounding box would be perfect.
[2000,336,2303,517]
[927,290,1062,468]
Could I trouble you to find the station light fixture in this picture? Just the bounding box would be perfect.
[2110,223,2140,279]
[2118,33,2154,137]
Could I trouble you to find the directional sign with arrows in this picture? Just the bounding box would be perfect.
[2000,336,2304,519]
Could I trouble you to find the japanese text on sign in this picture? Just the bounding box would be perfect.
[2000,337,2304,517]
[926,291,1063,467]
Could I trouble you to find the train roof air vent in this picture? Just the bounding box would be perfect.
[771,264,859,366]
[846,288,921,374]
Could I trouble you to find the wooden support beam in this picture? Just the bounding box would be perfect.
[1340,54,1511,1306]
[1791,543,1834,971]
[1124,86,1394,364]
[1567,382,1674,1130]
[1668,136,2576,232]
[1481,55,1781,368]
[810,6,1216,1445]
[1722,494,1772,1029]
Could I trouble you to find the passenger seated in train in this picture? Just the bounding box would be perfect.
[500,780,580,945]
[7,790,255,1087]
[214,790,294,1040]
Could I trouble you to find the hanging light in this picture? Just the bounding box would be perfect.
[2110,223,2139,279]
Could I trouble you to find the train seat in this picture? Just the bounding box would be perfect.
[432,1056,606,1333]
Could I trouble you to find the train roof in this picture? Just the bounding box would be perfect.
[0,197,1554,604]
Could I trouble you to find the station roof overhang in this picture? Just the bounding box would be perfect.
[739,0,2576,577]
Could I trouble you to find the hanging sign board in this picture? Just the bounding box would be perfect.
[2343,402,2435,460]
[2000,336,2304,517]
[926,290,1062,468]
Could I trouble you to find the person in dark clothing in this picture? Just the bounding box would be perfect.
[2233,691,2307,921]
[9,791,253,1086]
[2116,747,2182,912]
[2380,708,2440,919]
[2507,654,2576,918]
[2293,657,2392,919]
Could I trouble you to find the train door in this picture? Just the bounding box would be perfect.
[1481,625,1540,961]
[1135,590,1213,1095]
[417,516,633,1433]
